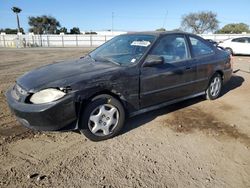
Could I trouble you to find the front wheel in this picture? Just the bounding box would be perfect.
[79,94,125,141]
[206,73,222,100]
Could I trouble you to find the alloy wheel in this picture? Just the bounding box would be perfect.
[88,104,119,136]
[210,77,221,97]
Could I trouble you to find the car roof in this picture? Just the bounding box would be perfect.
[125,31,192,37]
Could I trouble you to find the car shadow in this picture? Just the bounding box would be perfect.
[221,75,244,96]
[233,54,250,57]
[121,96,204,135]
[120,74,244,136]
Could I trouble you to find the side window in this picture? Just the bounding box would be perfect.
[232,38,247,43]
[149,35,189,63]
[189,36,214,57]
[247,38,250,43]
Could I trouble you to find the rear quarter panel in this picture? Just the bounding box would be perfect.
[195,47,231,92]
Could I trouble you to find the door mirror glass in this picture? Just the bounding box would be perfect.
[144,55,164,67]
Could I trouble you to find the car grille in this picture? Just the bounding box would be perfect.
[12,84,27,100]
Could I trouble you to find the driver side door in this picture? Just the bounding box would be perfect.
[140,34,197,108]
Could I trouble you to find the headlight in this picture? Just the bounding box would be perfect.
[30,88,66,104]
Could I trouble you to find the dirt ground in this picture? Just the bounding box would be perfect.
[0,48,250,188]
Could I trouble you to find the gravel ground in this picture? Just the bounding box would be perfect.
[0,48,250,188]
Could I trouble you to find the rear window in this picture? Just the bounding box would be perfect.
[189,36,214,57]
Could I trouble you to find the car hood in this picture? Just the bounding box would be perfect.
[17,58,119,91]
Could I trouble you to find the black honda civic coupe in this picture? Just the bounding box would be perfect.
[6,31,232,141]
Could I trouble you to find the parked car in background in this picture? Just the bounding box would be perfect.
[6,31,232,141]
[219,37,250,55]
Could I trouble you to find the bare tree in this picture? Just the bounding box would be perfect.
[11,7,22,33]
[181,11,219,34]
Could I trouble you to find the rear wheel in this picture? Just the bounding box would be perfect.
[206,73,222,100]
[79,94,125,141]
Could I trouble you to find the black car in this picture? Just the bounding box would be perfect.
[6,32,232,141]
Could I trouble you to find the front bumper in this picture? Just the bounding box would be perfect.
[6,88,77,131]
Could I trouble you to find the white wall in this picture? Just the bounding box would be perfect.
[1,33,250,48]
[0,33,118,48]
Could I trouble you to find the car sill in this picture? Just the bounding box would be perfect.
[129,92,205,117]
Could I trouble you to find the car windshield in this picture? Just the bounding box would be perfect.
[89,34,156,65]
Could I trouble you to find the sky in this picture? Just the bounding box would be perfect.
[0,0,250,32]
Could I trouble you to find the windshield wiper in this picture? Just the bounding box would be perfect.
[86,54,96,62]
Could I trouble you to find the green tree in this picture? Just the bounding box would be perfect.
[70,27,80,34]
[11,7,22,33]
[181,11,219,34]
[85,31,97,34]
[156,28,166,31]
[28,15,61,34]
[171,28,182,32]
[216,23,249,34]
[0,28,25,34]
[58,27,68,34]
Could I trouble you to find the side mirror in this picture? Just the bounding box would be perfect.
[144,55,164,67]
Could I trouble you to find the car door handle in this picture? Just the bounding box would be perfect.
[186,67,192,70]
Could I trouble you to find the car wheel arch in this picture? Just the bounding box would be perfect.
[75,89,128,122]
[88,90,126,106]
[225,47,234,55]
[216,70,223,79]
[208,70,224,87]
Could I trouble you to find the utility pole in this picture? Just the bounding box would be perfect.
[112,12,114,34]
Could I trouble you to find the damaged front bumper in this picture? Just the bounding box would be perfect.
[5,88,78,131]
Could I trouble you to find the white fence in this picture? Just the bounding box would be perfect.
[0,33,117,48]
[1,33,250,48]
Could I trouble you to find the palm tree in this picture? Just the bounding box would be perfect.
[11,7,22,33]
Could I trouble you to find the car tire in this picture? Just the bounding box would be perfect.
[225,48,233,55]
[206,73,223,100]
[79,94,125,141]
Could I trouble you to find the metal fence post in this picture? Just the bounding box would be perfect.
[105,35,107,42]
[47,35,50,47]
[76,35,78,47]
[90,34,92,46]
[40,35,43,47]
[62,35,64,47]
[32,35,34,47]
[3,34,6,47]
